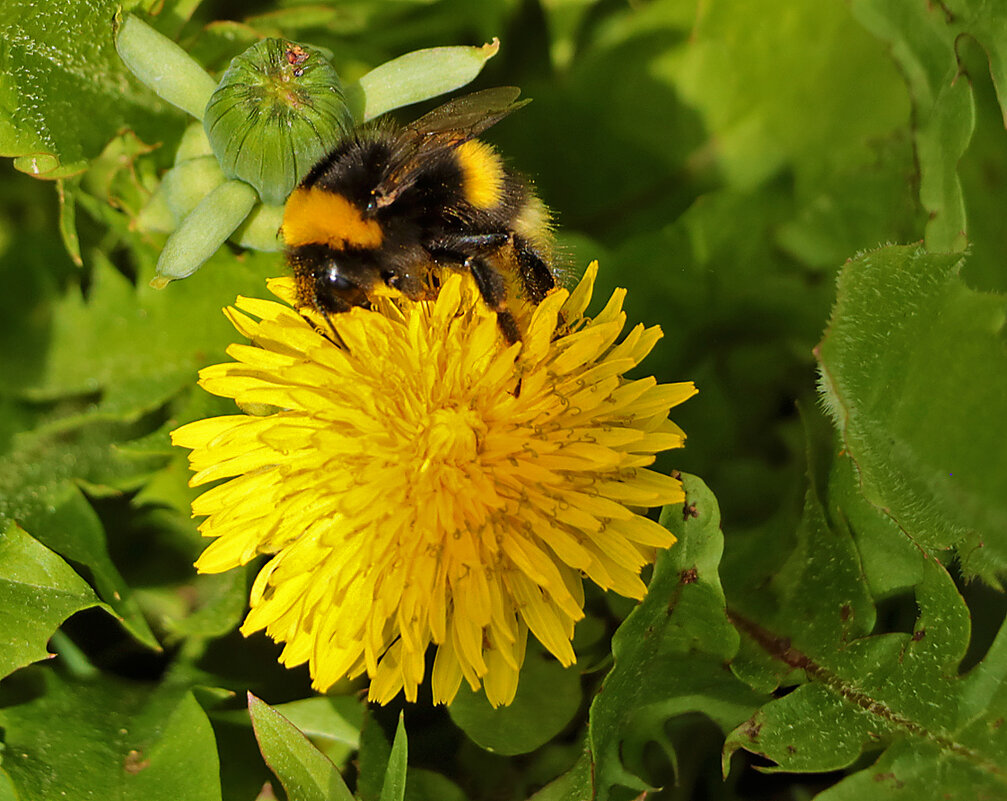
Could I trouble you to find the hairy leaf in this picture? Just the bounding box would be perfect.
[818,244,1007,578]
[588,474,767,800]
[726,518,1007,798]
[724,409,1007,798]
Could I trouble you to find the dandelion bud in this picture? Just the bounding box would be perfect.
[203,39,354,205]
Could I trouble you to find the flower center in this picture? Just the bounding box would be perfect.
[417,406,483,471]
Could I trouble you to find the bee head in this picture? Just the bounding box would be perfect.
[313,258,371,312]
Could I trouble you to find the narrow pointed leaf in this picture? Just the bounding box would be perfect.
[248,693,354,801]
[379,713,408,801]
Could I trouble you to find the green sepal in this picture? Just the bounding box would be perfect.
[348,40,501,122]
[232,203,285,252]
[154,179,258,284]
[115,14,217,121]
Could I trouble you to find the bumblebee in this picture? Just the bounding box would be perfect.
[281,87,556,342]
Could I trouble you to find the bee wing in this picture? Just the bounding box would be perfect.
[373,87,531,208]
[405,86,530,143]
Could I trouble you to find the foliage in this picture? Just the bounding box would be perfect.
[2,0,1007,799]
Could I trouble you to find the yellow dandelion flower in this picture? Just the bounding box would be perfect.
[172,262,696,707]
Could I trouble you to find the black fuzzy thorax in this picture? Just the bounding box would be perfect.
[287,123,553,331]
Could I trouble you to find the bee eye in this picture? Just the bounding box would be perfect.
[322,263,355,292]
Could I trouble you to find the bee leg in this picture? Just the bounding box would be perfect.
[430,233,554,304]
[512,235,555,303]
[426,233,509,266]
[426,234,522,341]
[465,254,521,343]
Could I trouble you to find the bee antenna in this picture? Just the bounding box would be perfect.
[320,309,347,349]
[306,287,348,350]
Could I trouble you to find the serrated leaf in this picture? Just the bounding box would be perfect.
[248,692,354,801]
[0,0,182,178]
[726,545,1007,799]
[449,650,582,756]
[817,244,1007,578]
[0,521,109,679]
[724,409,1007,798]
[588,475,767,801]
[0,668,221,801]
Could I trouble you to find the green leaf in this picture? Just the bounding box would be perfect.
[115,14,217,121]
[379,713,408,801]
[724,410,1007,798]
[15,247,277,419]
[0,0,182,178]
[449,649,581,756]
[152,564,248,643]
[357,707,391,801]
[0,771,16,801]
[0,668,221,801]
[258,694,361,774]
[853,1,1007,252]
[155,179,258,282]
[56,179,83,266]
[829,449,924,601]
[248,692,354,801]
[818,244,1007,579]
[0,425,161,649]
[954,36,1007,294]
[0,521,108,679]
[270,697,361,748]
[527,750,593,801]
[666,0,908,189]
[726,535,1007,798]
[403,769,466,801]
[349,41,500,122]
[588,475,767,801]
